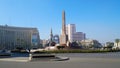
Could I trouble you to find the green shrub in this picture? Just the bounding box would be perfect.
[42,49,120,53]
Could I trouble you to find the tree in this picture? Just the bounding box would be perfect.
[48,41,56,46]
[70,41,81,49]
[89,44,94,48]
[115,39,120,47]
[50,42,56,46]
[106,42,114,48]
[57,46,65,49]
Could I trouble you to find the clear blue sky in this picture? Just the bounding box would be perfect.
[0,0,120,43]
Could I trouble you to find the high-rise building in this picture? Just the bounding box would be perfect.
[0,25,40,50]
[66,24,86,42]
[60,11,68,45]
[66,24,76,42]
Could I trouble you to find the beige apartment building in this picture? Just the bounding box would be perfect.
[0,25,40,50]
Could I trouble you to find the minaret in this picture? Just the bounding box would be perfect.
[49,28,53,46]
[60,10,68,45]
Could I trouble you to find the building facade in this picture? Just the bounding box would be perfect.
[42,39,49,47]
[80,39,102,48]
[0,25,40,50]
[114,42,120,48]
[66,24,86,42]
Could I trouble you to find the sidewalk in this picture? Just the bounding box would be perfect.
[0,57,29,62]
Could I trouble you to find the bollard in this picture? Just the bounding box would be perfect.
[29,54,32,61]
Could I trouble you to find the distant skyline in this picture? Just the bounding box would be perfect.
[0,0,120,43]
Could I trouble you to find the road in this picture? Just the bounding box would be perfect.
[0,52,120,68]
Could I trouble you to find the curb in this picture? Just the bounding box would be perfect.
[0,58,29,62]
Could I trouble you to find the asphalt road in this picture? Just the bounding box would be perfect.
[0,52,120,68]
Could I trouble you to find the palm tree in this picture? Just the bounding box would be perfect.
[115,39,120,47]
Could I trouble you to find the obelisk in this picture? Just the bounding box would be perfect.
[60,10,68,45]
[50,28,53,42]
[62,10,66,35]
